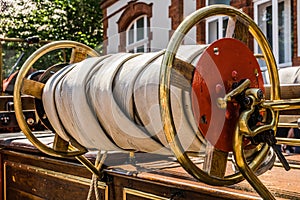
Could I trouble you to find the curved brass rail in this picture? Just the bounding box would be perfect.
[160,4,279,189]
[233,127,276,199]
[14,40,100,158]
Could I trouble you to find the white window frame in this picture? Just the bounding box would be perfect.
[298,0,300,56]
[205,16,229,44]
[126,15,148,53]
[205,0,229,44]
[206,17,221,44]
[253,0,292,68]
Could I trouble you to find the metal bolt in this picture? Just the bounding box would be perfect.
[243,97,251,107]
[213,47,219,55]
[27,118,35,126]
[254,68,259,77]
[257,89,264,100]
[215,84,223,94]
[231,70,238,80]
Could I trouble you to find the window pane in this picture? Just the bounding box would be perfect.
[222,17,228,37]
[208,20,219,43]
[257,3,272,49]
[137,17,145,41]
[266,6,272,47]
[255,0,291,66]
[126,16,149,53]
[278,2,284,63]
[208,0,230,5]
[137,45,145,52]
[128,24,134,44]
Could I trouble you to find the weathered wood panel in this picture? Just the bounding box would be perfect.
[4,160,107,200]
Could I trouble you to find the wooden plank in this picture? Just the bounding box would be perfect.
[70,46,88,64]
[225,17,236,38]
[203,143,228,178]
[233,20,249,44]
[264,84,300,99]
[0,95,35,111]
[21,79,45,100]
[171,58,195,91]
[4,161,107,200]
[6,188,44,200]
[109,170,259,200]
[2,140,299,199]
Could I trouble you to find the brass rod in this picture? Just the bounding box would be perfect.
[274,163,300,169]
[254,54,264,59]
[278,123,299,128]
[276,137,300,146]
[75,155,102,178]
[262,99,300,111]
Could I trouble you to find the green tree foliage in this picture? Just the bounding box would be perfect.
[0,0,103,48]
[0,0,103,76]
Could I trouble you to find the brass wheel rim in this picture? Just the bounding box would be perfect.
[160,5,279,186]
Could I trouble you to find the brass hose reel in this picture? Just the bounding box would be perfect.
[13,41,100,158]
[159,4,300,199]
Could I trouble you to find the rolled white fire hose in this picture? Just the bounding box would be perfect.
[42,45,207,154]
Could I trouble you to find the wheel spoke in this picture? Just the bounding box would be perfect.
[21,79,45,99]
[171,58,195,91]
[225,16,249,43]
[225,16,236,38]
[203,143,228,178]
[70,46,89,63]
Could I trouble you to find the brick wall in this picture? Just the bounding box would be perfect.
[293,0,300,66]
[196,0,206,44]
[100,0,118,10]
[100,0,118,54]
[102,8,108,55]
[230,0,253,16]
[169,0,184,31]
[101,0,298,64]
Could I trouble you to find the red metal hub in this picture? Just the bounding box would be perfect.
[191,38,264,152]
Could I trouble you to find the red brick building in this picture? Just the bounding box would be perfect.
[100,0,300,68]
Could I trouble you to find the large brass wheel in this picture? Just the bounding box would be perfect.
[160,4,279,192]
[14,40,100,158]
